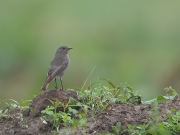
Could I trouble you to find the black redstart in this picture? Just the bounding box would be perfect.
[41,46,72,90]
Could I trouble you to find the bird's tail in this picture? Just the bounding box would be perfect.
[41,76,51,91]
[41,82,50,91]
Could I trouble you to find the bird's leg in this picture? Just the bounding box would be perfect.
[60,78,63,90]
[54,78,58,89]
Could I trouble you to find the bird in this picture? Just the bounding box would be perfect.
[41,46,72,90]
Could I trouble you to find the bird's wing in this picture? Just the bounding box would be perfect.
[47,55,62,76]
[47,55,69,77]
[47,66,57,76]
[47,62,69,76]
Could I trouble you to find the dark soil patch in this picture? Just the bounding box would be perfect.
[0,90,179,135]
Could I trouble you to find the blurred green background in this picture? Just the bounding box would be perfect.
[0,1,180,103]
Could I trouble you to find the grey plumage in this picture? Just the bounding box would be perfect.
[41,46,72,90]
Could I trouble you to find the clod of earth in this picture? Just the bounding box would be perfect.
[30,89,80,116]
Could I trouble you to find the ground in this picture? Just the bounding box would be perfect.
[0,90,179,135]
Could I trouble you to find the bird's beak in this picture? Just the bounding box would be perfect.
[68,48,73,50]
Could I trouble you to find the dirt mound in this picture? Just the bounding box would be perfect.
[30,89,79,116]
[0,90,180,135]
[83,97,180,134]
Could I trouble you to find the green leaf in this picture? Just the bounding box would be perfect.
[46,110,53,115]
[79,118,87,127]
[162,114,167,118]
[142,94,177,105]
[49,106,55,110]
[11,104,18,108]
[172,116,177,121]
[163,95,177,100]
[142,98,157,104]
[116,122,121,129]
[171,107,176,112]
[41,110,47,114]
[112,122,121,135]
[68,107,78,114]
[157,96,166,101]
[87,82,101,90]
[9,99,19,105]
[112,126,118,134]
[176,110,180,115]
[99,78,115,88]
[76,102,82,106]
[127,124,134,129]
[126,85,132,91]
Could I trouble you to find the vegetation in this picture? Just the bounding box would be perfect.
[0,78,179,134]
[123,109,180,135]
[0,99,31,119]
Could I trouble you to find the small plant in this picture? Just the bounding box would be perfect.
[125,123,150,135]
[5,99,31,111]
[78,84,111,116]
[0,99,31,120]
[164,86,178,100]
[41,100,73,132]
[142,86,178,105]
[0,109,12,119]
[157,109,180,134]
[78,78,141,118]
[124,108,180,135]
[112,122,121,135]
[41,99,89,134]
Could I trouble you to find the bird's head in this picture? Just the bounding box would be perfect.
[56,46,72,54]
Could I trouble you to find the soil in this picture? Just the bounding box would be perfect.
[0,90,180,135]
